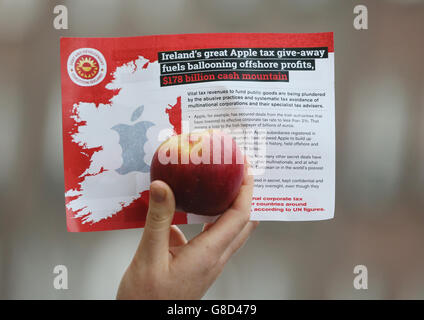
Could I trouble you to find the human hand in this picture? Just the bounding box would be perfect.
[116,163,258,300]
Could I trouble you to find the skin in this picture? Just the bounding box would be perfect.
[116,161,258,299]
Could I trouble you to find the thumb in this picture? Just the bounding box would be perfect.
[138,180,176,264]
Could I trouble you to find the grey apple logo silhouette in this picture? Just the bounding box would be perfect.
[112,105,154,174]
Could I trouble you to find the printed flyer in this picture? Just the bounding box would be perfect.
[60,32,335,232]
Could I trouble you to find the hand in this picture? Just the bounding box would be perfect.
[116,164,258,299]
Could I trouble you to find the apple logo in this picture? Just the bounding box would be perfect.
[112,105,154,175]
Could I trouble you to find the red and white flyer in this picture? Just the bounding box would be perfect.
[60,32,335,232]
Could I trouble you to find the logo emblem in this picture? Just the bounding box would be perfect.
[112,106,154,175]
[67,48,107,86]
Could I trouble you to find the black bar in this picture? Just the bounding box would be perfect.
[160,59,315,75]
[158,47,328,62]
[0,300,421,318]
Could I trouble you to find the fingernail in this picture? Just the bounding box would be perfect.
[151,182,166,203]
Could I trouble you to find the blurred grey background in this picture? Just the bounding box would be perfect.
[0,0,423,299]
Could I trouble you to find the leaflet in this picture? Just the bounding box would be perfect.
[60,33,335,232]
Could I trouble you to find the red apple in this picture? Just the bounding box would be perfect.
[150,129,244,216]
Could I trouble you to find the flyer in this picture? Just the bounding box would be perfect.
[60,32,335,232]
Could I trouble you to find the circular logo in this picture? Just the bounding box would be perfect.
[67,48,107,86]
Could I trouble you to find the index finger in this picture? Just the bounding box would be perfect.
[189,160,254,256]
